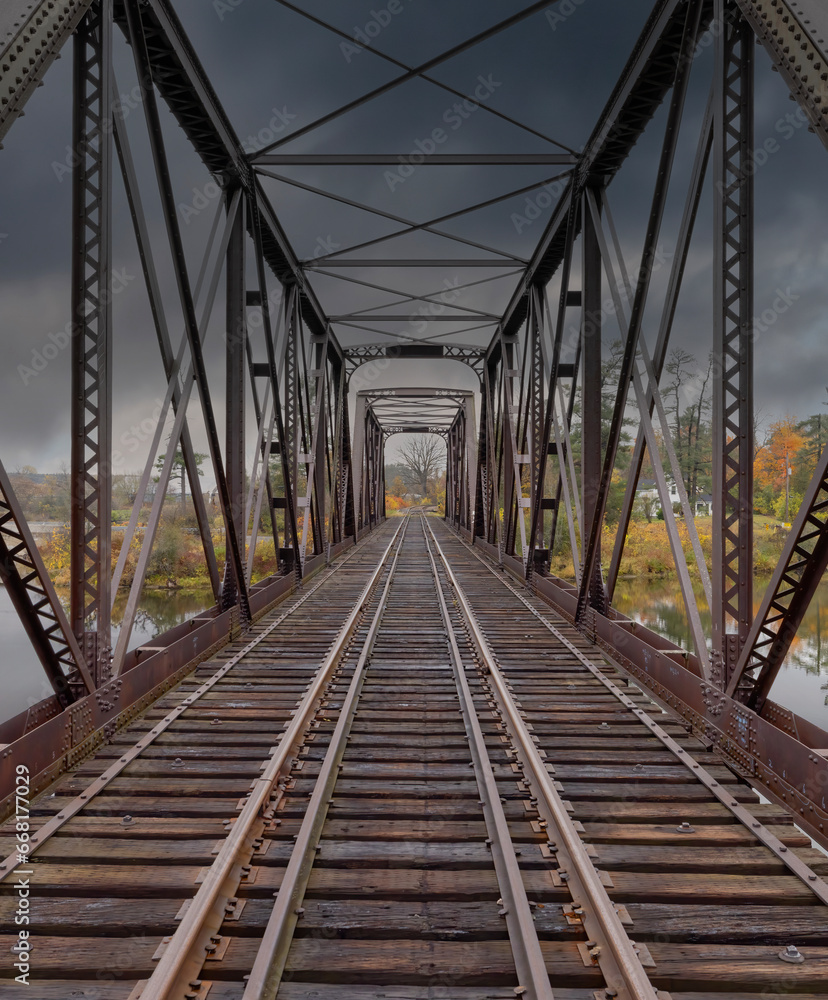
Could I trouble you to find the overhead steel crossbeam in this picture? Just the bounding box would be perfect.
[345,344,486,380]
[304,260,522,269]
[255,0,578,157]
[255,167,565,266]
[257,163,575,265]
[315,268,523,322]
[256,154,577,166]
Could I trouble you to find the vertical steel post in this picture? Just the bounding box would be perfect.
[223,193,246,607]
[581,188,605,611]
[339,379,357,542]
[528,292,545,570]
[71,0,113,686]
[473,371,491,542]
[282,291,299,555]
[463,394,477,535]
[712,0,754,682]
[353,397,366,533]
[311,336,329,557]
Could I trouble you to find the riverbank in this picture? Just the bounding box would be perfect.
[37,525,278,592]
[30,514,791,590]
[547,515,788,581]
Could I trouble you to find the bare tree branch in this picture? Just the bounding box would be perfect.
[399,435,444,498]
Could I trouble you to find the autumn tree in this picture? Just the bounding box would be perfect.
[754,416,804,519]
[389,475,407,497]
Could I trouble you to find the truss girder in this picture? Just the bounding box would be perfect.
[735,0,828,152]
[727,444,828,710]
[0,465,94,704]
[497,0,715,342]
[70,0,113,685]
[712,0,754,677]
[0,0,93,143]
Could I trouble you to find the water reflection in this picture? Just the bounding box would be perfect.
[0,585,214,725]
[110,588,216,649]
[612,575,828,730]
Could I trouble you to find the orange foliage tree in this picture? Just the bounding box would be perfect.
[754,416,804,494]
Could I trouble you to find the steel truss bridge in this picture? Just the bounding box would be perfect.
[2,1,828,997]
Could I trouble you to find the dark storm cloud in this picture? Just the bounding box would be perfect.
[1,0,827,475]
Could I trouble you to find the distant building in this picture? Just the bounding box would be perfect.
[635,477,713,518]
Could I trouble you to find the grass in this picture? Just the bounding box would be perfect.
[548,515,789,581]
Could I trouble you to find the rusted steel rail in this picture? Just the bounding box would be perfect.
[1,515,828,999]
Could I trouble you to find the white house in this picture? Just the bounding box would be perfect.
[634,478,713,518]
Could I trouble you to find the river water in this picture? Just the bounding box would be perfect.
[612,574,828,731]
[1,575,827,732]
[0,585,214,724]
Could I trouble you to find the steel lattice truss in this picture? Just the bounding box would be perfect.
[2,0,828,843]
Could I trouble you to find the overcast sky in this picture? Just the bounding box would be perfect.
[1,0,826,482]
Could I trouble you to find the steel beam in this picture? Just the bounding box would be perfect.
[223,194,247,607]
[527,198,578,568]
[256,154,577,166]
[712,0,754,682]
[70,0,113,686]
[254,0,568,156]
[496,0,714,344]
[736,0,828,152]
[0,0,93,143]
[605,97,713,600]
[112,107,222,602]
[726,443,828,710]
[576,0,700,623]
[580,189,605,610]
[124,0,250,623]
[0,463,94,703]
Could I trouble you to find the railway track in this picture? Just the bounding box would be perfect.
[1,512,828,999]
